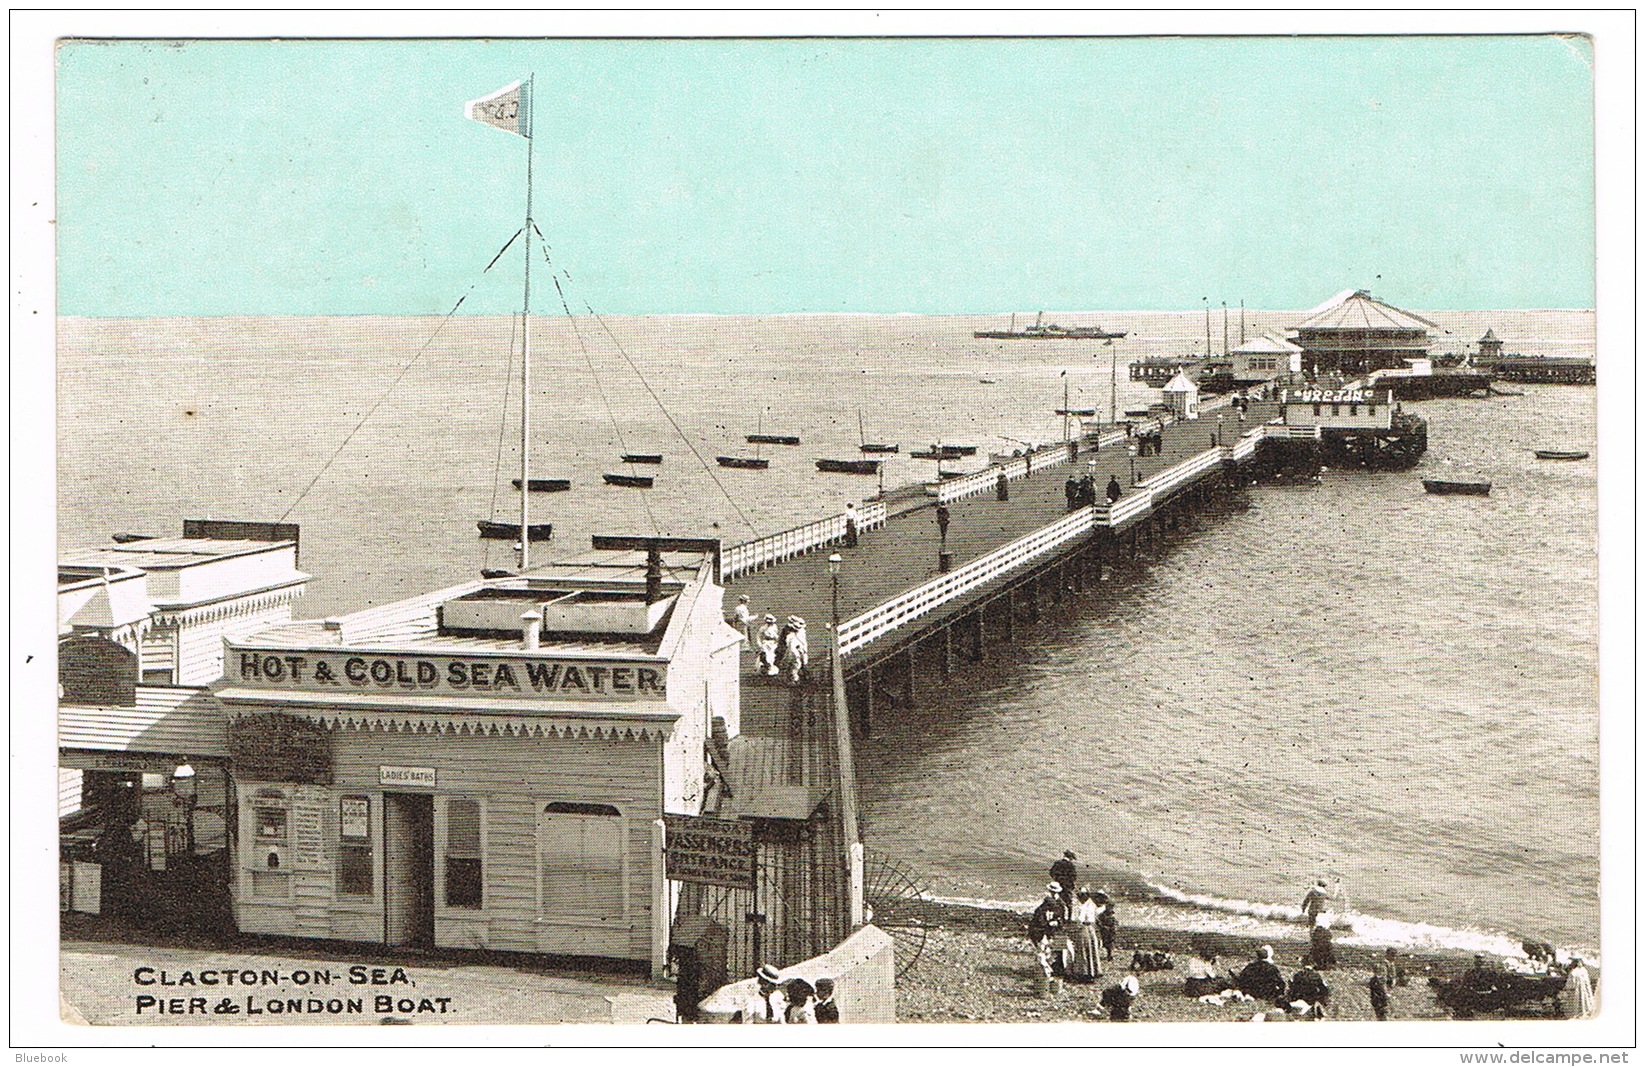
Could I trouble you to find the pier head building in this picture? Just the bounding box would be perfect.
[215,551,741,975]
[1292,289,1438,378]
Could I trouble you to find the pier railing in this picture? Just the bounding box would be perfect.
[724,502,888,579]
[835,506,1097,655]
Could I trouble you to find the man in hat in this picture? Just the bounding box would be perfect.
[1237,945,1287,1005]
[733,594,754,644]
[741,964,789,1024]
[1050,851,1078,912]
[1106,474,1123,504]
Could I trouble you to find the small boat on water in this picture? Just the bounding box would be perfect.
[112,533,155,543]
[511,477,571,492]
[621,453,663,465]
[746,433,800,446]
[603,473,655,488]
[477,521,555,541]
[816,458,881,475]
[975,311,1127,341]
[1053,408,1097,417]
[855,412,897,453]
[480,568,514,579]
[979,378,999,384]
[717,456,770,470]
[1423,479,1491,496]
[1534,449,1590,461]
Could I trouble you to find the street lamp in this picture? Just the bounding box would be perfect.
[1217,412,1225,446]
[172,762,197,857]
[828,552,842,631]
[1127,442,1139,486]
[936,504,952,573]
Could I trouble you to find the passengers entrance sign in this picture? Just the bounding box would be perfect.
[663,814,757,890]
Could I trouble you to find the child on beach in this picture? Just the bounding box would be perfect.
[1095,892,1119,961]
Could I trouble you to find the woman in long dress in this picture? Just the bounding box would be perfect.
[1566,958,1596,1017]
[1068,888,1102,983]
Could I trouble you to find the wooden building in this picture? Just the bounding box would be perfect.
[58,521,308,909]
[1230,332,1304,386]
[59,520,309,685]
[1281,387,1396,430]
[215,554,742,975]
[1291,289,1437,377]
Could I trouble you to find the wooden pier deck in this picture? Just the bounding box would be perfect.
[725,399,1278,740]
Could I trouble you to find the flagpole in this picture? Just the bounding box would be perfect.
[520,74,536,571]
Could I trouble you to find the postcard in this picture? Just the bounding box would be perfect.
[14,11,1634,1054]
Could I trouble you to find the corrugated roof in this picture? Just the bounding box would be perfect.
[1163,370,1197,392]
[1296,290,1437,332]
[1480,328,1500,342]
[59,687,226,756]
[239,624,665,657]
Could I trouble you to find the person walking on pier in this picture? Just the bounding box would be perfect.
[1065,476,1080,511]
[1106,475,1123,504]
[782,616,810,685]
[733,594,754,644]
[843,501,860,548]
[756,614,780,676]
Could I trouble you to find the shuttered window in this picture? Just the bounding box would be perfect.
[444,798,483,909]
[538,803,625,920]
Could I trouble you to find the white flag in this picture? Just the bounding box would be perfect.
[466,80,529,138]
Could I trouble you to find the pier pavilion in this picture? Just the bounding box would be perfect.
[1291,289,1437,377]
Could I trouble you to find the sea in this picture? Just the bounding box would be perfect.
[56,308,1600,960]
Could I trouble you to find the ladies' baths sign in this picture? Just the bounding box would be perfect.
[230,649,667,701]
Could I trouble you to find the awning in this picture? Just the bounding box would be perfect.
[59,687,226,760]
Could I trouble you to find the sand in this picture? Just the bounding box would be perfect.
[893,901,1582,1024]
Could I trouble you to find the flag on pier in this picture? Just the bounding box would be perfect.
[466,80,530,138]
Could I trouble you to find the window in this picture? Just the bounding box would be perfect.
[1312,404,1321,416]
[444,798,483,909]
[338,796,372,896]
[538,802,626,920]
[1331,404,1340,416]
[1349,404,1358,416]
[1367,405,1377,417]
[141,668,174,685]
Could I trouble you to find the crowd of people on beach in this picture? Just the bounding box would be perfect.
[1028,851,1132,1018]
[731,594,810,684]
[1019,865,1595,1023]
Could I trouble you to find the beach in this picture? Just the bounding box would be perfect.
[894,900,1585,1024]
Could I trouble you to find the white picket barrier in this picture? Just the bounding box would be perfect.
[723,501,888,579]
[835,507,1097,655]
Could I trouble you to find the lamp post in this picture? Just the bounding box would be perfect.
[171,762,197,858]
[1217,412,1225,447]
[828,552,842,632]
[1127,442,1139,486]
[936,504,952,573]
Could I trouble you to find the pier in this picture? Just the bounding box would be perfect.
[724,395,1283,739]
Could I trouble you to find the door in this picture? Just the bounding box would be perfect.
[382,793,434,947]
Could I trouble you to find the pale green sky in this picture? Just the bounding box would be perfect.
[56,36,1595,315]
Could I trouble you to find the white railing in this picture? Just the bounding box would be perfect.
[934,442,1080,504]
[1090,492,1152,530]
[724,501,888,579]
[835,430,1296,655]
[1138,446,1225,500]
[835,507,1098,655]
